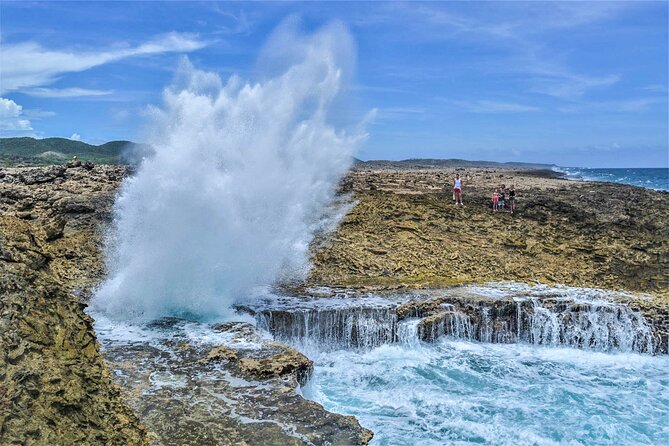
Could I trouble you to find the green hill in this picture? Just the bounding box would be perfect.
[0,137,150,166]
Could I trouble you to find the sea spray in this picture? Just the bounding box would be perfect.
[94,21,365,320]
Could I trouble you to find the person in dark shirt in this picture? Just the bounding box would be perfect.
[509,185,516,214]
[498,189,505,210]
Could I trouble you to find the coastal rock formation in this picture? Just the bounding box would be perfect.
[99,320,372,445]
[251,286,665,354]
[0,166,149,444]
[312,167,669,297]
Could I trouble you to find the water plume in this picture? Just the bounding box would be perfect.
[94,21,364,320]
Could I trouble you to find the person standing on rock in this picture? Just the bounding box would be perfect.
[453,174,463,205]
[509,185,516,214]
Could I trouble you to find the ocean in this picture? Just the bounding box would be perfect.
[555,167,669,191]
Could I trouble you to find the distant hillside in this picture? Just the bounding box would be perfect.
[354,158,556,170]
[0,137,152,166]
[1,138,556,171]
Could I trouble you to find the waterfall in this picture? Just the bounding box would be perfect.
[256,307,398,351]
[254,295,660,354]
[527,300,655,353]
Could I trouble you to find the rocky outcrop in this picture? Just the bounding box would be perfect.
[0,205,149,444]
[100,320,373,445]
[2,164,668,444]
[312,168,669,298]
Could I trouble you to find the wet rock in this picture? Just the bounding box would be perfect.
[238,345,313,384]
[102,320,373,445]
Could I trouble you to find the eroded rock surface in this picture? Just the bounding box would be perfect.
[0,166,149,445]
[98,319,373,445]
[2,164,668,445]
[312,167,669,299]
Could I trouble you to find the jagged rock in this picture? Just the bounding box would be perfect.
[238,345,313,384]
[0,218,149,445]
[17,165,66,185]
[310,168,669,296]
[43,217,66,241]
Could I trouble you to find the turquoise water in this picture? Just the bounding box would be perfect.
[302,339,669,446]
[556,167,668,191]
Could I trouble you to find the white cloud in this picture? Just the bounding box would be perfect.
[24,87,113,98]
[0,97,33,131]
[70,133,81,141]
[1,32,208,94]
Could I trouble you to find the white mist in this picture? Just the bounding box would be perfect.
[94,21,364,320]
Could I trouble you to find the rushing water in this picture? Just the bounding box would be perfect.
[302,339,669,446]
[252,285,668,445]
[92,284,669,445]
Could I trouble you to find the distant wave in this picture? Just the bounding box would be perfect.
[554,167,669,191]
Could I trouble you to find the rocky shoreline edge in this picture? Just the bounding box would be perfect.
[2,164,667,444]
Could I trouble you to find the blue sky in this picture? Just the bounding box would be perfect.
[1,1,667,167]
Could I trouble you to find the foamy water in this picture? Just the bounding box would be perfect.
[91,283,669,445]
[303,340,669,446]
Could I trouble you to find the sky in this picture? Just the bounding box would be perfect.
[1,1,667,167]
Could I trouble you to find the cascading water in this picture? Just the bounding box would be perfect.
[279,285,669,446]
[92,21,364,320]
[253,290,659,354]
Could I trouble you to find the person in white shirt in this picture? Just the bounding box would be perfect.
[453,174,463,205]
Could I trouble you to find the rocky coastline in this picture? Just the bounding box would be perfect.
[1,164,667,444]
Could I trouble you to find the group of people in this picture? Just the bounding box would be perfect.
[449,174,516,214]
[492,184,515,214]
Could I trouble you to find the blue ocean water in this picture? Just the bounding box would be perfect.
[303,340,669,446]
[555,167,668,191]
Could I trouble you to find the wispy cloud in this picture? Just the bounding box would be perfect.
[22,109,56,119]
[375,106,427,121]
[369,2,630,100]
[1,32,209,94]
[210,5,254,35]
[642,84,668,94]
[446,99,540,113]
[529,73,621,99]
[22,87,113,98]
[558,97,667,113]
